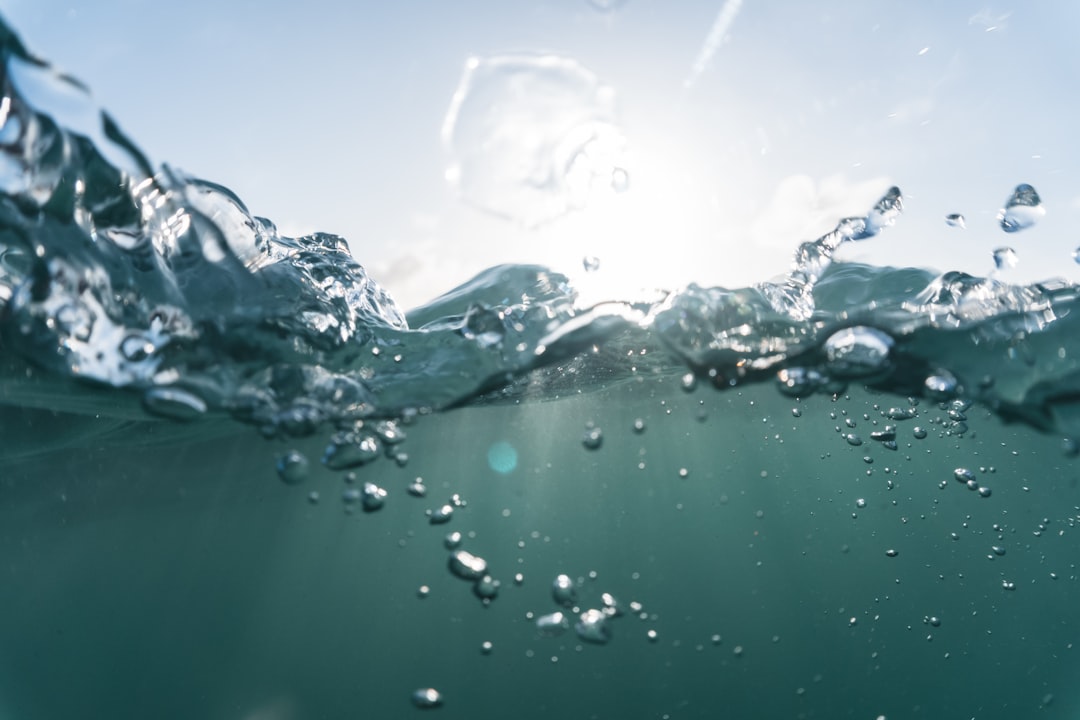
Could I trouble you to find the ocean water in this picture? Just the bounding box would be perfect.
[2,11,1080,720]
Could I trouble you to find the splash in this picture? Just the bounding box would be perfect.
[1,13,1080,455]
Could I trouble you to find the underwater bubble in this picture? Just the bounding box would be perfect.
[141,386,207,421]
[885,549,898,557]
[448,550,488,581]
[474,575,501,600]
[945,213,966,228]
[928,616,941,627]
[978,486,992,498]
[575,608,611,644]
[823,327,893,378]
[411,688,443,709]
[361,482,387,512]
[924,371,958,399]
[845,434,863,447]
[887,407,917,420]
[1002,580,1016,591]
[552,574,578,607]
[342,488,361,506]
[407,480,427,497]
[681,372,698,392]
[991,545,1006,556]
[913,426,928,439]
[442,53,624,227]
[487,441,518,474]
[444,531,463,550]
[776,367,823,397]
[276,450,310,485]
[480,641,493,655]
[536,612,569,636]
[870,427,896,442]
[582,426,604,450]
[992,247,1018,270]
[998,183,1045,233]
[428,504,454,524]
[856,498,866,509]
[322,432,381,470]
[632,418,646,434]
[646,629,659,643]
[601,592,624,617]
[582,255,601,272]
[954,468,976,483]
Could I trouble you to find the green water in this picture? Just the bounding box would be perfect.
[2,377,1076,719]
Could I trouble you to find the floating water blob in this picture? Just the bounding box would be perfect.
[998,183,1045,232]
[276,450,310,485]
[822,326,894,378]
[992,247,1018,270]
[442,54,624,227]
[945,213,965,228]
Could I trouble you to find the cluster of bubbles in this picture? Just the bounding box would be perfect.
[532,573,640,645]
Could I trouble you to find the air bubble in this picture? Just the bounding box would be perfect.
[582,426,604,450]
[448,550,488,581]
[411,688,443,709]
[574,608,611,644]
[276,450,310,485]
[552,574,578,606]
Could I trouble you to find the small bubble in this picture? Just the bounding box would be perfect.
[678,468,689,479]
[791,407,802,418]
[945,213,966,228]
[885,549,898,557]
[913,426,928,439]
[417,585,430,598]
[552,574,578,606]
[710,634,722,645]
[574,609,611,644]
[361,482,387,512]
[411,688,443,709]
[978,486,992,498]
[610,166,630,192]
[444,531,463,550]
[427,504,454,524]
[480,640,493,655]
[582,426,604,450]
[928,616,941,627]
[632,418,646,433]
[276,450,310,485]
[536,611,569,636]
[473,575,501,601]
[855,498,866,508]
[646,629,659,643]
[448,550,488,580]
[991,545,1006,556]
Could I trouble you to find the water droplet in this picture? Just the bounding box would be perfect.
[448,550,488,581]
[276,450,310,485]
[998,183,1045,233]
[552,574,578,606]
[945,213,966,228]
[411,688,443,709]
[582,255,601,272]
[823,327,894,378]
[992,247,1018,270]
[574,608,611,644]
[582,426,604,450]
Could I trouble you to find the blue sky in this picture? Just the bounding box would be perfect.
[4,1,1079,309]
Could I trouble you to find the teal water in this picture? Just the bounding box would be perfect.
[1,11,1080,720]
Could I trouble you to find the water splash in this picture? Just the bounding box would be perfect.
[3,15,1080,451]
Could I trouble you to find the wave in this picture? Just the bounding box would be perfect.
[0,12,1077,456]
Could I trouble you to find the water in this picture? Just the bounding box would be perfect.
[2,11,1080,720]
